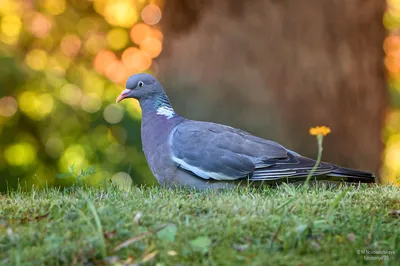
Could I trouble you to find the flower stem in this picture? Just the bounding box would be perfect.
[303,134,324,189]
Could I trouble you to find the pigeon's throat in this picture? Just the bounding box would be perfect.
[154,94,171,107]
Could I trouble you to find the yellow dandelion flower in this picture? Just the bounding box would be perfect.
[309,126,331,136]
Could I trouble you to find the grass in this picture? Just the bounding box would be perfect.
[0,184,399,266]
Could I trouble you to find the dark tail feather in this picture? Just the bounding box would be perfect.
[325,167,376,183]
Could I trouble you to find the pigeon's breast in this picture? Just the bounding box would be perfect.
[140,112,183,181]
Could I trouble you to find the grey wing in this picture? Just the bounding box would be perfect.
[170,120,290,181]
[249,153,337,180]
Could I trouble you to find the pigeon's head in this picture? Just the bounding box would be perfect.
[116,73,164,103]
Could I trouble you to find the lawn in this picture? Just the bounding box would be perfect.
[0,184,399,265]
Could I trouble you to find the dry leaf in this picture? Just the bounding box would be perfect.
[232,243,249,252]
[347,233,355,242]
[103,229,117,239]
[156,224,177,242]
[103,256,119,264]
[20,213,49,224]
[121,256,135,264]
[141,250,158,263]
[167,250,177,256]
[134,212,143,225]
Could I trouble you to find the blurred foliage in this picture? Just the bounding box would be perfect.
[383,0,400,184]
[0,0,165,190]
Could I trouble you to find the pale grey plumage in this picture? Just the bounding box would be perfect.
[117,73,375,189]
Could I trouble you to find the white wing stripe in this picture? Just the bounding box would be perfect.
[172,156,239,181]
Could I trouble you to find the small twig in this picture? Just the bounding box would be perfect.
[113,231,152,252]
[113,224,168,252]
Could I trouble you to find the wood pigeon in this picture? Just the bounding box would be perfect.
[116,73,375,189]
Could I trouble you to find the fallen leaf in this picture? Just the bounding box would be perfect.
[103,256,119,264]
[70,256,78,266]
[7,228,14,240]
[35,213,49,221]
[113,231,152,252]
[134,212,143,225]
[141,250,158,263]
[103,229,117,239]
[296,224,308,234]
[310,240,321,250]
[232,243,249,252]
[20,213,49,224]
[156,224,177,242]
[190,236,211,254]
[365,233,372,245]
[347,233,356,242]
[167,250,177,256]
[335,235,343,243]
[121,256,135,264]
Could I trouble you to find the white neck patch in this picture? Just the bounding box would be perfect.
[156,106,175,119]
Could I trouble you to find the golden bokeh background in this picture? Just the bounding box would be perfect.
[0,0,398,189]
[382,0,400,185]
[0,0,165,189]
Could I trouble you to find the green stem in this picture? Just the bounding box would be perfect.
[303,134,324,189]
[82,193,107,258]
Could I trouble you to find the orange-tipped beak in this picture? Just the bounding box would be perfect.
[116,89,131,103]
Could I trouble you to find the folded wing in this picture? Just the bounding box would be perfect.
[170,120,336,181]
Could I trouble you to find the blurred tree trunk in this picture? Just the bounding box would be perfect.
[158,0,387,177]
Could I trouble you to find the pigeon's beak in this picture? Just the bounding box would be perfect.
[116,89,131,103]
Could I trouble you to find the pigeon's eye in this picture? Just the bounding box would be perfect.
[138,81,144,88]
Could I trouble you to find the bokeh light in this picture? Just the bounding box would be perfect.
[111,172,132,190]
[0,0,397,190]
[0,96,18,117]
[140,37,162,58]
[29,13,52,38]
[103,104,124,124]
[151,27,163,41]
[94,50,117,74]
[60,144,87,171]
[5,142,37,166]
[1,15,22,37]
[45,137,65,158]
[60,35,82,57]
[130,23,152,45]
[0,0,163,189]
[25,49,48,71]
[141,4,162,25]
[383,1,400,184]
[18,92,54,120]
[104,0,138,28]
[85,33,108,55]
[0,0,23,16]
[43,0,66,16]
[59,84,83,107]
[104,61,127,83]
[0,14,21,45]
[81,93,102,113]
[121,47,152,72]
[106,144,126,163]
[107,28,129,50]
